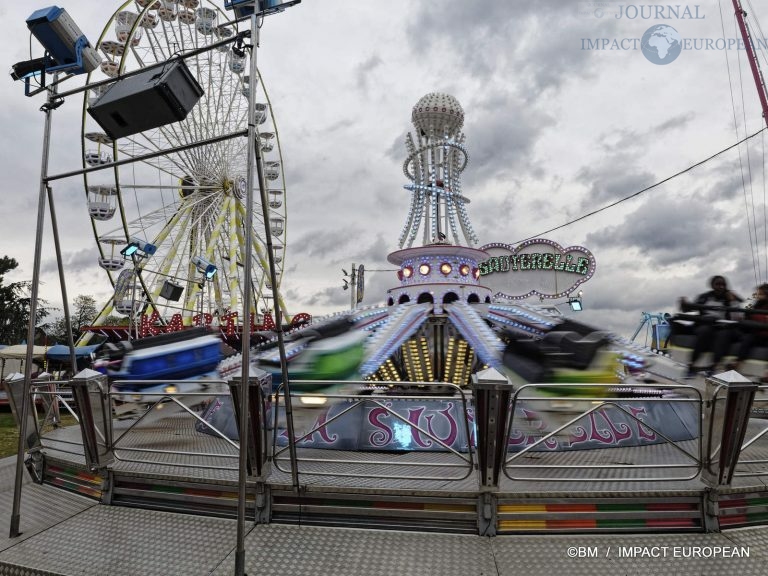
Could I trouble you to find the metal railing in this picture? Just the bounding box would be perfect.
[271,381,475,482]
[503,383,704,482]
[108,379,239,471]
[31,380,83,459]
[27,375,768,490]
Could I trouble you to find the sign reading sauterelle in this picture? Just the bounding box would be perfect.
[479,239,596,300]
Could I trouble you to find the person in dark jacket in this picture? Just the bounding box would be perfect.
[725,283,768,377]
[679,275,743,375]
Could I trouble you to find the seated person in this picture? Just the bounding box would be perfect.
[725,283,768,378]
[679,275,743,375]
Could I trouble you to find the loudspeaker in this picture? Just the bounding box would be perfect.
[160,281,184,302]
[87,59,204,139]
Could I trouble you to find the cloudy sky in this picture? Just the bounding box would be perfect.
[3,0,768,342]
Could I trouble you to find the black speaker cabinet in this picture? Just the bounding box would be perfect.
[159,281,184,302]
[87,59,204,139]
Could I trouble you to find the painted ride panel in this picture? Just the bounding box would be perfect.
[196,394,698,452]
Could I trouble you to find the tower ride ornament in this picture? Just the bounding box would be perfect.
[400,93,478,248]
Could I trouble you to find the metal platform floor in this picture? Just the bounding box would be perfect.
[37,417,768,496]
[1,482,767,576]
[3,386,768,573]
[22,408,768,512]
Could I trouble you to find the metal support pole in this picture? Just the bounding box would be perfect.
[253,43,298,496]
[9,75,58,539]
[236,9,259,575]
[236,13,300,574]
[46,184,78,371]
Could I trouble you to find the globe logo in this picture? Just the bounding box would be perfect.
[641,24,682,65]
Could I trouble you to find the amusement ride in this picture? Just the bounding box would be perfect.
[78,0,289,343]
[5,3,768,575]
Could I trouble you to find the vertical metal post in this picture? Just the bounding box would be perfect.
[237,8,258,575]
[229,375,270,478]
[702,370,757,530]
[9,75,57,539]
[70,369,115,471]
[471,369,511,537]
[46,184,78,371]
[703,371,757,487]
[349,263,356,310]
[235,12,255,576]
[471,367,513,488]
[236,13,300,575]
[248,21,298,488]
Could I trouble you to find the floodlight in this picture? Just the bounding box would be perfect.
[224,0,302,19]
[120,237,157,257]
[24,6,100,75]
[120,243,139,257]
[568,299,583,312]
[192,255,218,279]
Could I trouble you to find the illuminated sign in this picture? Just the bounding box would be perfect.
[480,253,590,275]
[479,239,596,300]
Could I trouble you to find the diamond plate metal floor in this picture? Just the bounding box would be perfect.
[1,506,767,576]
[0,457,95,553]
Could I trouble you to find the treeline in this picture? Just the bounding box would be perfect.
[0,254,119,345]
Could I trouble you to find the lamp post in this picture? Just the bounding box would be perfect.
[342,264,365,310]
[342,263,357,310]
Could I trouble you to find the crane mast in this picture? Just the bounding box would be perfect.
[734,0,768,128]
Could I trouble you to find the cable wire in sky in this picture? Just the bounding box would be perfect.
[513,126,767,245]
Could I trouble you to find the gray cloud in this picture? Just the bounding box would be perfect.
[304,285,350,308]
[41,248,96,276]
[467,89,555,183]
[656,113,696,134]
[575,161,656,209]
[292,228,366,259]
[355,53,383,93]
[407,1,618,95]
[586,196,742,265]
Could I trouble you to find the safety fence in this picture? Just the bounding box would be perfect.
[503,382,704,483]
[271,381,475,482]
[4,370,767,492]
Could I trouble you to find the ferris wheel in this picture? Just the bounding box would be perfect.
[80,0,287,339]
